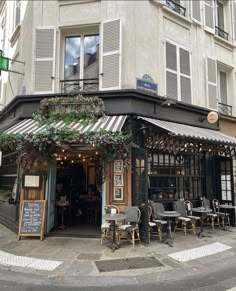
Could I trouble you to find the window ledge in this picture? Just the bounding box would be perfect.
[163,5,192,27]
[10,24,21,47]
[214,34,235,50]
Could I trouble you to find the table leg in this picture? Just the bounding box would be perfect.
[163,218,173,247]
[223,209,231,231]
[197,214,211,238]
[107,220,120,252]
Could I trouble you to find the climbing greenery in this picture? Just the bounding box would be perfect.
[0,127,132,172]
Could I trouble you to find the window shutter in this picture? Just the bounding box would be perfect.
[166,42,177,100]
[34,28,55,93]
[204,0,215,32]
[100,18,121,90]
[233,1,236,42]
[206,57,217,109]
[192,0,201,23]
[180,48,191,104]
[166,71,178,100]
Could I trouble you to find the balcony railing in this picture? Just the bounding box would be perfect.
[60,78,99,94]
[165,0,186,17]
[218,102,232,116]
[215,26,229,41]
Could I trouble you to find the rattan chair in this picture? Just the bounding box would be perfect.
[101,205,120,245]
[202,198,219,230]
[149,202,168,242]
[174,200,198,235]
[118,206,141,248]
[212,198,229,228]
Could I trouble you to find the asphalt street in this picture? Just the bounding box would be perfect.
[1,261,236,291]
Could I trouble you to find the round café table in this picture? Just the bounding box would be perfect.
[103,213,126,252]
[159,211,180,247]
[219,204,235,231]
[192,207,212,238]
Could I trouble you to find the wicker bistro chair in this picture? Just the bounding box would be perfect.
[101,205,120,245]
[212,199,229,228]
[118,206,141,248]
[202,198,219,230]
[174,200,198,235]
[184,200,201,222]
[149,202,168,242]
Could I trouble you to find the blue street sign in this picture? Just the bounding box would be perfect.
[136,78,158,94]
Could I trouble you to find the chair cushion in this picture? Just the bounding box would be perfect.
[187,215,200,220]
[101,222,111,229]
[216,212,227,216]
[149,222,156,227]
[119,224,137,231]
[153,219,167,224]
[177,217,191,222]
[207,213,217,217]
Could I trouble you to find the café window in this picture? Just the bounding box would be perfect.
[148,152,206,201]
[64,34,99,93]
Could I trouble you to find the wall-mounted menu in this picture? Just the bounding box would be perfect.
[18,200,47,241]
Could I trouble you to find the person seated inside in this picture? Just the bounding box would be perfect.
[56,181,67,204]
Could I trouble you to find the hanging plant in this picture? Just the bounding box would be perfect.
[0,127,132,172]
[34,95,105,124]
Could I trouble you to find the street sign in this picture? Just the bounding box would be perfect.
[136,78,158,94]
[0,56,9,71]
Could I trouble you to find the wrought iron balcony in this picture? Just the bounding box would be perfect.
[215,26,229,41]
[218,102,232,116]
[165,0,186,17]
[60,78,99,94]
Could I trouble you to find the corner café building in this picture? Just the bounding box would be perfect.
[1,89,236,242]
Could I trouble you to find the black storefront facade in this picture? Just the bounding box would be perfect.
[0,89,236,239]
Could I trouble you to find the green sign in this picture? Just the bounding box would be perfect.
[0,56,9,71]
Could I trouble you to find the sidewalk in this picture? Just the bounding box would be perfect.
[0,223,236,287]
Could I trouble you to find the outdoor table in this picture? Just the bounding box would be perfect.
[192,207,212,238]
[219,204,235,231]
[103,213,126,252]
[56,202,71,230]
[159,211,180,247]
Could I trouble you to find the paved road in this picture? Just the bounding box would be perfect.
[1,263,236,291]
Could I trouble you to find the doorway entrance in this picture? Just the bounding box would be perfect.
[49,149,103,237]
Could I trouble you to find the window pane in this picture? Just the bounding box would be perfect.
[84,35,99,79]
[64,37,81,80]
[220,71,227,104]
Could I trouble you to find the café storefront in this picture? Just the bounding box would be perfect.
[1,90,236,240]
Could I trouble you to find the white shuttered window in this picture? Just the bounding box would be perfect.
[192,0,201,23]
[165,41,191,103]
[100,18,121,90]
[204,0,215,32]
[34,28,55,93]
[206,57,217,109]
[233,1,236,42]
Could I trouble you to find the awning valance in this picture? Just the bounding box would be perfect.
[3,115,127,135]
[139,117,236,146]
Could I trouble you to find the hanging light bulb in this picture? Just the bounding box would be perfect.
[78,153,81,158]
[83,157,86,162]
[90,157,93,160]
[71,160,74,163]
[61,161,63,165]
[64,156,67,160]
[95,151,98,155]
[62,149,65,152]
[92,143,95,147]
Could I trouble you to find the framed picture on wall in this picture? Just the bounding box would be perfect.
[114,174,123,186]
[114,160,123,172]
[114,187,123,200]
[23,174,41,189]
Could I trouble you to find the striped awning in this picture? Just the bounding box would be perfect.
[140,117,236,146]
[3,115,127,135]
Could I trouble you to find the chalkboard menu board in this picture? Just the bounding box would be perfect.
[18,200,47,241]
